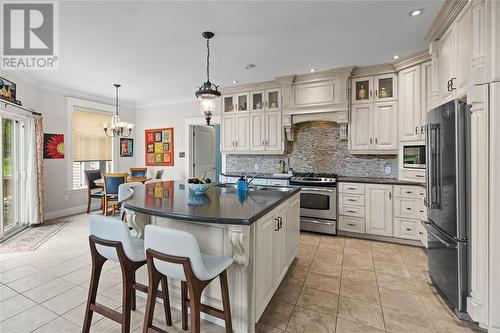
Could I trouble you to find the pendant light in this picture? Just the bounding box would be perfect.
[103,84,134,137]
[195,31,220,125]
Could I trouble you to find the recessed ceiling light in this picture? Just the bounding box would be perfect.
[409,8,424,17]
[232,80,239,84]
[244,64,256,69]
[309,68,317,73]
[392,55,401,60]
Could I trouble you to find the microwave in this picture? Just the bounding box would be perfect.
[403,145,426,169]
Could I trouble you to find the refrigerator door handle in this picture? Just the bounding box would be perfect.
[421,220,457,249]
[425,124,431,207]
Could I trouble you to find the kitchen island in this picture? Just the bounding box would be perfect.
[123,181,301,333]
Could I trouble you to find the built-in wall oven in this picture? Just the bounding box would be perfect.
[290,173,337,235]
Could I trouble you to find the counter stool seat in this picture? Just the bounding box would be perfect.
[143,225,233,333]
[82,216,172,333]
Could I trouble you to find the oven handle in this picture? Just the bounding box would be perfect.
[301,218,336,226]
[299,187,337,193]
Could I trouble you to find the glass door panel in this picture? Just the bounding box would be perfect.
[354,79,371,103]
[376,77,394,100]
[251,92,264,111]
[2,118,15,233]
[237,94,248,111]
[223,96,234,113]
[266,90,280,110]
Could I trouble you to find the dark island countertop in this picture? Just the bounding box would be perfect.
[337,176,424,186]
[221,172,292,180]
[123,181,301,225]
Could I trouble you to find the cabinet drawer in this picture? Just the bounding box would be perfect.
[339,182,365,195]
[338,216,365,234]
[394,218,420,240]
[400,169,425,183]
[394,198,420,219]
[394,185,422,199]
[339,194,365,207]
[268,179,288,186]
[339,204,365,218]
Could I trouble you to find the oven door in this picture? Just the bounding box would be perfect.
[299,187,336,220]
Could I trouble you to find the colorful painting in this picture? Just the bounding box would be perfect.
[43,133,64,159]
[0,77,16,103]
[120,138,133,157]
[145,128,174,166]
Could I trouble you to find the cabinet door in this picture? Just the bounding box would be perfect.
[251,91,265,112]
[366,184,393,236]
[266,89,281,111]
[399,66,422,142]
[439,26,456,103]
[236,93,249,112]
[286,196,300,265]
[250,112,266,151]
[222,95,235,113]
[256,214,277,315]
[351,103,373,150]
[221,115,235,151]
[373,101,397,150]
[374,74,397,102]
[265,111,282,151]
[235,114,250,150]
[421,61,432,140]
[352,77,373,104]
[455,3,473,98]
[273,206,288,285]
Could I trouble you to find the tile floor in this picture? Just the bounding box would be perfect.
[0,214,481,333]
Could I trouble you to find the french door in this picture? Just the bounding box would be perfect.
[1,115,27,238]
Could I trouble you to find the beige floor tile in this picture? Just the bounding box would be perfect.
[256,322,284,332]
[337,296,384,330]
[344,246,371,257]
[296,287,339,315]
[383,306,435,333]
[41,285,89,315]
[335,317,385,333]
[341,268,377,286]
[0,259,26,273]
[372,249,405,264]
[23,278,76,303]
[320,236,345,247]
[283,267,308,284]
[0,305,58,333]
[342,254,374,271]
[376,272,417,293]
[258,299,294,330]
[6,270,56,293]
[317,242,344,253]
[344,238,371,250]
[291,255,313,271]
[62,295,121,327]
[373,260,412,278]
[309,259,341,277]
[286,305,336,333]
[304,272,340,294]
[340,279,380,304]
[0,284,18,301]
[370,241,399,253]
[32,316,81,333]
[313,252,343,265]
[379,287,427,316]
[0,265,40,284]
[43,260,88,278]
[0,294,37,322]
[300,233,322,246]
[61,265,92,285]
[273,278,303,305]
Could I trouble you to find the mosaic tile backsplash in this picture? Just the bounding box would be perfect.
[226,121,398,178]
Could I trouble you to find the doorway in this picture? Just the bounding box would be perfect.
[1,116,27,238]
[191,124,222,182]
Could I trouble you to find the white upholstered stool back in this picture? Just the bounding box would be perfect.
[118,182,143,202]
[89,215,145,262]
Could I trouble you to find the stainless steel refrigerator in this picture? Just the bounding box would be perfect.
[423,99,469,319]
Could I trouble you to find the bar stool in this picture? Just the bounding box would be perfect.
[82,216,172,333]
[118,182,143,221]
[143,225,233,333]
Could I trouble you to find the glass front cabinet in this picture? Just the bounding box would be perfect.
[223,93,250,113]
[352,74,397,104]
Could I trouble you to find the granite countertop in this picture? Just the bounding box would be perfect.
[337,176,425,186]
[221,172,292,180]
[123,180,300,225]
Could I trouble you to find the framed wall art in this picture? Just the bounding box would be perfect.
[43,133,65,159]
[145,127,174,166]
[120,138,133,157]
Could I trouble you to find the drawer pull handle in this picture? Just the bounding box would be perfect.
[406,228,412,231]
[348,187,357,190]
[415,175,425,178]
[406,191,413,194]
[347,210,357,213]
[419,231,423,235]
[347,199,356,202]
[347,223,356,227]
[406,208,412,211]
[419,210,424,213]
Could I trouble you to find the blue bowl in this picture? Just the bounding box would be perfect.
[187,183,211,194]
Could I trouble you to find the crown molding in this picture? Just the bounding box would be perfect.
[351,63,395,78]
[426,0,469,41]
[393,51,431,71]
[219,80,280,95]
[135,95,197,109]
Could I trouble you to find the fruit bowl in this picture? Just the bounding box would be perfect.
[187,183,212,194]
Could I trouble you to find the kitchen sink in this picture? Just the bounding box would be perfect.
[215,183,294,193]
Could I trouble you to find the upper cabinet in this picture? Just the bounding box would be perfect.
[223,93,249,113]
[399,64,424,142]
[352,74,397,104]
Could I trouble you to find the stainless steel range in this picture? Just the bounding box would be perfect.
[289,173,337,235]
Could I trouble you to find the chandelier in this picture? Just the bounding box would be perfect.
[103,84,134,137]
[195,31,220,126]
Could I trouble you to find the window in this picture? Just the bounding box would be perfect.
[72,108,113,190]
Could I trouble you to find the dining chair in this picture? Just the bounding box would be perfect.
[130,167,147,177]
[83,216,172,333]
[84,170,104,214]
[143,225,233,333]
[103,173,127,216]
[155,169,164,180]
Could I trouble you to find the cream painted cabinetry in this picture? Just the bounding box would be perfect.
[365,184,393,237]
[393,185,426,243]
[338,183,366,234]
[399,65,423,142]
[221,113,250,151]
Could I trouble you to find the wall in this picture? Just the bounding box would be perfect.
[0,71,135,219]
[226,121,398,178]
[134,100,201,180]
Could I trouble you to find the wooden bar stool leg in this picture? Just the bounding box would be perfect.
[82,244,107,333]
[142,261,162,333]
[121,270,135,333]
[86,194,91,214]
[131,272,136,311]
[181,281,188,330]
[219,270,233,333]
[188,286,203,333]
[161,277,172,326]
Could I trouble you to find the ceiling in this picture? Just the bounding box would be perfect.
[19,1,444,106]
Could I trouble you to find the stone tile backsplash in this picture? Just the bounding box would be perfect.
[226,121,398,178]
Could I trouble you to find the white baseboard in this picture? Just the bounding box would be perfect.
[43,203,100,221]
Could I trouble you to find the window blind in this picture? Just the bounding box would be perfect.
[72,108,112,162]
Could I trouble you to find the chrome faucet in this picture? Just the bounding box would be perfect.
[246,173,264,185]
